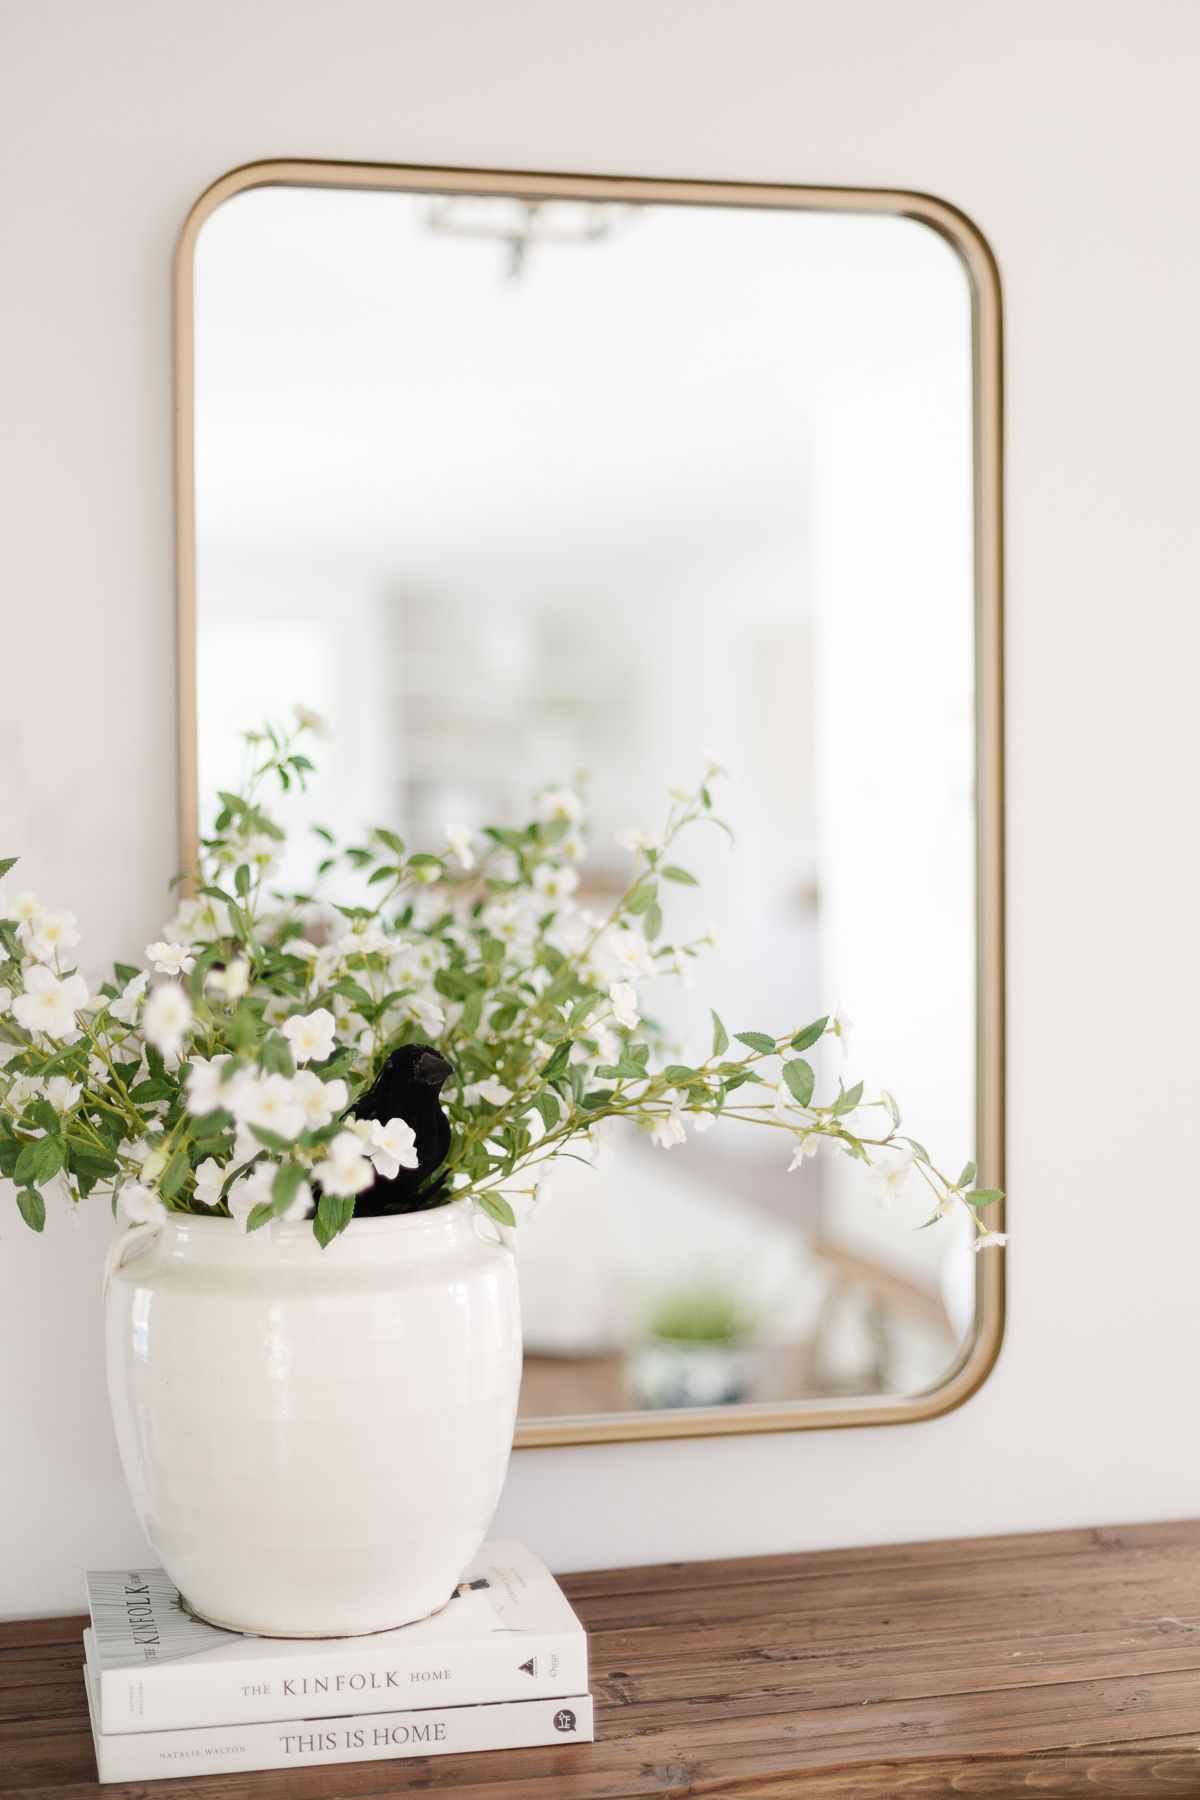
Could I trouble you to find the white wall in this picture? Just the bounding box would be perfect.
[2,0,1198,1616]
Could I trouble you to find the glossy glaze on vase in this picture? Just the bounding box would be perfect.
[105,1205,521,1637]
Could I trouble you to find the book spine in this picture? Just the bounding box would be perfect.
[89,1689,594,1783]
[98,1630,589,1733]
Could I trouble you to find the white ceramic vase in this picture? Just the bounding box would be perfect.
[104,1204,521,1637]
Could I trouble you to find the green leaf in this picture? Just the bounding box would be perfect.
[626,882,658,916]
[902,1137,932,1165]
[540,1042,571,1082]
[964,1187,1004,1207]
[833,1080,864,1116]
[580,1088,615,1110]
[664,1064,699,1085]
[159,1149,190,1202]
[14,1137,64,1187]
[643,902,663,941]
[790,1016,828,1053]
[258,1034,295,1079]
[567,993,601,1031]
[711,1011,729,1057]
[735,1031,776,1055]
[16,1189,45,1232]
[958,1161,977,1189]
[374,828,405,856]
[883,1089,902,1129]
[313,1191,354,1248]
[249,1126,294,1155]
[533,1090,560,1131]
[782,1058,815,1107]
[272,1161,307,1214]
[0,855,17,882]
[479,1192,516,1229]
[659,864,698,886]
[246,1201,275,1234]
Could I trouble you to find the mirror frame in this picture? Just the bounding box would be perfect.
[175,160,1004,1447]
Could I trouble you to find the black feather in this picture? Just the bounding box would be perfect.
[320,1043,454,1217]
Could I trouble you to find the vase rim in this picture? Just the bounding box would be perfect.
[159,1197,471,1240]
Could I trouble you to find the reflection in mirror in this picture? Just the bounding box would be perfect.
[190,178,987,1433]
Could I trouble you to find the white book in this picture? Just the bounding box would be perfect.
[85,1541,587,1734]
[84,1661,592,1784]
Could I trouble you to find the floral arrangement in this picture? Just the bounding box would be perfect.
[0,712,1005,1249]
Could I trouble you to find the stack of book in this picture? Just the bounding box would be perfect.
[83,1541,592,1783]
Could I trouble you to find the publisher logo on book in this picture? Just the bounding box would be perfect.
[553,1708,578,1733]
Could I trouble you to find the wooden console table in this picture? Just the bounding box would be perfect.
[4,1520,1199,1796]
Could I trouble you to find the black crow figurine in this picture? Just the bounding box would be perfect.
[338,1043,454,1216]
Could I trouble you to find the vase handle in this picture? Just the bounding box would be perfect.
[470,1205,517,1255]
[101,1222,162,1303]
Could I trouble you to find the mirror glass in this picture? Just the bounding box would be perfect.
[190,178,987,1431]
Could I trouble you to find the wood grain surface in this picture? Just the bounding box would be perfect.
[3,1520,1199,1797]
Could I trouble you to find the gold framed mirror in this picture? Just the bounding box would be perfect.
[176,161,1003,1446]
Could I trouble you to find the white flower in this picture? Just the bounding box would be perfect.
[702,748,727,780]
[192,1157,226,1209]
[0,985,11,1014]
[337,924,392,958]
[870,1147,915,1208]
[560,834,586,862]
[444,823,476,870]
[312,1130,376,1198]
[109,971,149,1024]
[118,1182,167,1227]
[771,1080,796,1119]
[207,957,250,1003]
[242,834,280,876]
[142,983,194,1059]
[705,920,720,949]
[13,966,89,1039]
[8,892,42,928]
[367,1116,419,1179]
[787,1133,821,1170]
[45,1076,82,1113]
[5,1074,41,1111]
[670,948,695,989]
[226,1160,276,1230]
[582,1118,615,1165]
[533,862,579,901]
[537,787,583,825]
[615,825,659,853]
[241,1073,306,1141]
[292,1070,348,1130]
[690,1109,716,1133]
[405,994,446,1035]
[146,940,196,976]
[295,703,330,736]
[28,909,80,963]
[650,1099,687,1149]
[482,897,538,946]
[972,1231,1009,1252]
[829,1007,853,1058]
[606,929,657,981]
[463,1076,512,1106]
[281,1007,337,1064]
[308,943,343,991]
[185,1055,248,1117]
[609,982,639,1030]
[170,894,233,943]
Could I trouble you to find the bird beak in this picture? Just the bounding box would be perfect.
[415,1049,453,1087]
